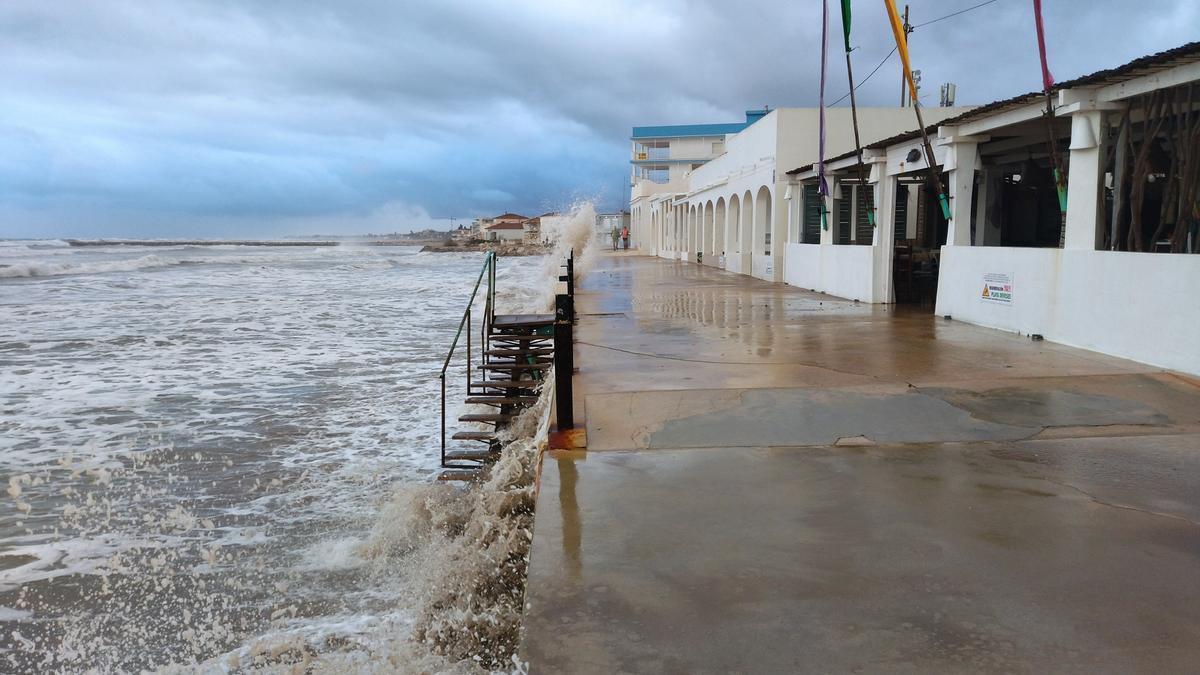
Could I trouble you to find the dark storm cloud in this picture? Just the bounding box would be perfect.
[0,0,1195,236]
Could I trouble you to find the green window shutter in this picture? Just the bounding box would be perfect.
[855,185,875,245]
[803,184,822,244]
[836,193,852,245]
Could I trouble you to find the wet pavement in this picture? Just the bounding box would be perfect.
[521,253,1200,673]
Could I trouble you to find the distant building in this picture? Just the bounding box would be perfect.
[520,213,549,242]
[596,211,631,240]
[629,110,769,259]
[479,213,528,242]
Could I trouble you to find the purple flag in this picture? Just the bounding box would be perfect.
[818,0,829,199]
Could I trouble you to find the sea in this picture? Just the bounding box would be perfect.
[0,239,547,672]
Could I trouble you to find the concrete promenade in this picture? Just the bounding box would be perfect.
[521,253,1200,673]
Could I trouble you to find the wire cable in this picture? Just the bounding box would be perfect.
[828,0,1011,106]
[831,46,897,106]
[913,0,1004,29]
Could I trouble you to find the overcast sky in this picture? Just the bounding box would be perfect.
[1,0,1196,238]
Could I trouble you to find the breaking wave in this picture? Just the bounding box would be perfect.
[0,254,183,278]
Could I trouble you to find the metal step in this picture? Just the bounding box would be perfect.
[445,447,498,461]
[479,363,551,371]
[438,467,483,482]
[458,413,513,423]
[492,313,555,329]
[464,395,540,405]
[488,334,553,342]
[451,431,498,442]
[484,348,554,357]
[472,380,543,390]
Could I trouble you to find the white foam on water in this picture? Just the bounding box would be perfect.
[0,253,183,277]
[0,210,598,671]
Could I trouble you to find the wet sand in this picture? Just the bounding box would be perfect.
[521,252,1200,672]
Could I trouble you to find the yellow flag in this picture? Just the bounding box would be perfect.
[884,0,918,102]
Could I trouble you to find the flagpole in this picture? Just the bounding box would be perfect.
[818,0,831,231]
[1032,0,1068,226]
[841,1,875,228]
[884,0,950,221]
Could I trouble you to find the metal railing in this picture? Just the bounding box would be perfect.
[439,251,496,467]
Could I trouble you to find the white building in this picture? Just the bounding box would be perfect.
[630,43,1200,376]
[629,111,769,257]
[632,106,971,281]
[596,212,630,240]
[481,213,528,242]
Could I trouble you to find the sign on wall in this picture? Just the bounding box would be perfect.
[981,272,1013,305]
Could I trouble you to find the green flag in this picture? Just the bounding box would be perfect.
[839,0,852,53]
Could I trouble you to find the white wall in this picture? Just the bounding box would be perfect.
[489,228,525,241]
[751,254,776,281]
[936,247,1200,376]
[784,243,878,302]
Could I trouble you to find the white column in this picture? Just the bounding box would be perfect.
[1064,109,1108,250]
[873,172,897,303]
[946,141,979,246]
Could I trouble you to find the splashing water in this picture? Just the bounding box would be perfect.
[1,207,599,671]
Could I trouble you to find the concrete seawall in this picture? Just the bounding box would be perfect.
[520,252,1200,672]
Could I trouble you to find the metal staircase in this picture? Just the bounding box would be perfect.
[437,252,562,481]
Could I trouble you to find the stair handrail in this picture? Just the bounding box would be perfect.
[440,251,496,467]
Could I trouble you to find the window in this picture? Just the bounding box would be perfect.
[836,193,852,245]
[802,184,822,244]
[894,184,909,242]
[855,185,875,245]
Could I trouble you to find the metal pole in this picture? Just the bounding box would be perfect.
[845,49,874,228]
[900,5,911,107]
[554,293,574,431]
[440,374,446,467]
[911,102,950,221]
[1110,112,1130,250]
[466,307,472,393]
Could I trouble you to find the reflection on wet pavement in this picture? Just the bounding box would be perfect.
[522,254,1200,673]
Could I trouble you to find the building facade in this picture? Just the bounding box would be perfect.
[631,107,971,281]
[596,212,631,241]
[627,43,1200,376]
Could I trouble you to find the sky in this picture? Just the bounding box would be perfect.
[0,0,1196,238]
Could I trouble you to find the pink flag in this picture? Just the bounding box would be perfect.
[1033,0,1054,90]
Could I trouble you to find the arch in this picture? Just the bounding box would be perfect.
[740,190,754,254]
[689,204,698,255]
[704,201,715,257]
[714,197,727,257]
[727,193,741,255]
[754,185,773,256]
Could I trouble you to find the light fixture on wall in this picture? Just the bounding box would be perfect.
[1069,114,1097,150]
[784,185,793,200]
[832,181,842,200]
